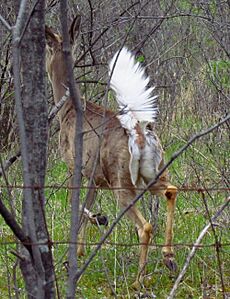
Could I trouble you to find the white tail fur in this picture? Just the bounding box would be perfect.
[109,47,158,131]
[109,48,160,185]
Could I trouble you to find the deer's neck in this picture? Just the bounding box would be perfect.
[50,69,75,122]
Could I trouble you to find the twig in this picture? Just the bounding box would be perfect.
[0,193,32,255]
[0,152,21,177]
[133,0,174,53]
[132,12,217,23]
[10,250,26,261]
[0,14,12,31]
[164,114,229,169]
[167,197,230,299]
[48,87,70,123]
[74,1,140,66]
[200,190,226,297]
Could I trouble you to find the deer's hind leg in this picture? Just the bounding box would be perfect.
[162,185,177,271]
[146,175,178,272]
[67,174,92,257]
[113,188,153,290]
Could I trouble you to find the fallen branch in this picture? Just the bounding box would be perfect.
[167,197,230,299]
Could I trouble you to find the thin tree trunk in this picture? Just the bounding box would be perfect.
[12,0,56,297]
[59,2,83,298]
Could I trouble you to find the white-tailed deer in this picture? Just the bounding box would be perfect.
[45,17,177,289]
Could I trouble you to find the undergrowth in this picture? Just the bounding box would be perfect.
[0,96,229,298]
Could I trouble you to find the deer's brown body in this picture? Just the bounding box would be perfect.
[46,20,177,289]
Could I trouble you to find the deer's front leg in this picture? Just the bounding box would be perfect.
[162,185,177,272]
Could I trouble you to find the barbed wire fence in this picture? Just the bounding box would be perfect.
[0,154,229,298]
[0,109,229,297]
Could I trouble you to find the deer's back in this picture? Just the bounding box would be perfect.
[59,100,130,187]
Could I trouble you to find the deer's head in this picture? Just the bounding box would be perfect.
[45,15,81,81]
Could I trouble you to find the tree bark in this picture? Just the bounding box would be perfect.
[12,1,56,298]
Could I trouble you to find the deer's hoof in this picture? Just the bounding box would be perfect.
[91,213,109,226]
[97,214,109,226]
[163,254,177,272]
[77,247,85,257]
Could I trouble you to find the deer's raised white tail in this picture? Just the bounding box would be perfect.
[109,47,158,131]
[109,48,160,185]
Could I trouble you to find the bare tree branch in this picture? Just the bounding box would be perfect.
[0,152,21,177]
[48,87,70,123]
[0,193,32,255]
[200,190,227,296]
[74,1,140,66]
[0,14,12,31]
[133,1,175,53]
[59,2,83,298]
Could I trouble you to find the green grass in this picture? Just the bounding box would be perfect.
[0,112,229,298]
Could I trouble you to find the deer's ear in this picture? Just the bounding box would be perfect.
[69,15,81,45]
[45,26,59,48]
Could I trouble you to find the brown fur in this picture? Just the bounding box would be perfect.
[134,123,145,149]
[45,22,178,288]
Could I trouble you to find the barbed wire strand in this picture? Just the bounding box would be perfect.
[0,240,229,248]
[0,184,229,192]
